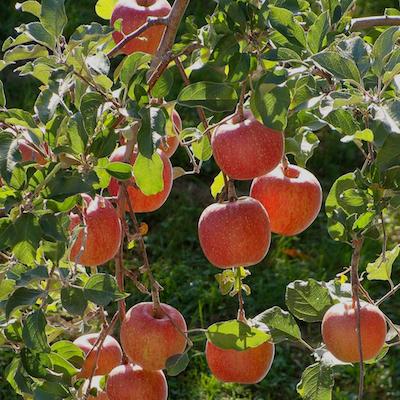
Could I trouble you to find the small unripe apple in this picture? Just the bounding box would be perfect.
[106,363,168,400]
[107,146,173,213]
[120,302,187,371]
[73,333,123,379]
[211,109,284,180]
[250,163,322,236]
[111,0,172,55]
[198,196,271,269]
[69,194,122,267]
[206,339,275,384]
[322,301,387,363]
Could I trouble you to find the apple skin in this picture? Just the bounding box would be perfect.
[83,375,109,400]
[120,302,187,371]
[250,164,322,236]
[107,146,173,213]
[110,0,172,56]
[106,363,168,400]
[198,196,271,269]
[211,109,284,180]
[73,333,123,379]
[159,109,182,158]
[206,339,275,384]
[321,301,387,363]
[69,194,122,267]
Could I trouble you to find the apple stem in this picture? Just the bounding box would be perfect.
[282,155,290,173]
[234,268,247,324]
[227,179,238,202]
[350,236,366,400]
[236,78,249,122]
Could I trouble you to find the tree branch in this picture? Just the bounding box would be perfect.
[351,16,400,30]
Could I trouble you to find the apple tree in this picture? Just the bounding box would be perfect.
[1,0,400,399]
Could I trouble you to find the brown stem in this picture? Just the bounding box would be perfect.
[236,79,249,121]
[227,179,237,202]
[350,237,365,400]
[351,16,400,31]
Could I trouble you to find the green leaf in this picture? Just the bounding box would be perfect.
[0,279,15,303]
[372,26,400,76]
[285,279,334,322]
[83,273,128,306]
[40,0,67,37]
[34,381,70,399]
[339,188,368,209]
[206,320,270,351]
[137,107,167,159]
[192,135,212,161]
[9,164,27,190]
[106,161,133,180]
[307,11,330,54]
[210,34,240,67]
[326,173,358,218]
[376,133,400,170]
[383,48,400,84]
[12,213,42,265]
[133,152,164,196]
[269,7,307,48]
[371,100,400,135]
[51,341,85,368]
[19,22,56,50]
[42,241,66,264]
[210,171,225,199]
[341,128,374,144]
[3,44,49,64]
[61,286,88,316]
[43,175,95,202]
[337,36,371,78]
[366,244,400,281]
[119,52,153,86]
[0,80,6,107]
[310,52,360,83]
[22,309,50,353]
[39,212,69,243]
[151,69,174,98]
[165,353,190,377]
[16,265,49,287]
[49,351,80,378]
[177,82,238,112]
[226,52,250,83]
[285,130,320,168]
[90,129,117,159]
[320,91,363,118]
[20,348,56,380]
[80,93,104,136]
[35,89,61,125]
[67,113,88,154]
[297,363,334,400]
[16,1,42,18]
[6,287,46,320]
[253,306,302,343]
[95,0,118,20]
[5,357,34,396]
[251,81,290,131]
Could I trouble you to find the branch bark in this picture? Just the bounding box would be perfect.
[351,16,400,30]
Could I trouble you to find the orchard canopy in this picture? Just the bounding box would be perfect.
[1,0,400,399]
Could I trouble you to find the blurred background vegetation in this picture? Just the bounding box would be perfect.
[1,0,400,399]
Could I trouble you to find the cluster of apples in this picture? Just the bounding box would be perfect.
[73,301,187,400]
[198,109,323,383]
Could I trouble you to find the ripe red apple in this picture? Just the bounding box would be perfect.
[206,339,274,384]
[321,301,387,363]
[211,109,284,180]
[107,146,173,213]
[82,375,109,400]
[106,363,167,400]
[120,302,187,371]
[69,194,122,267]
[198,196,271,269]
[250,163,322,236]
[159,109,182,158]
[73,333,123,379]
[110,0,172,56]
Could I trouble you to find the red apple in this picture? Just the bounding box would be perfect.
[107,146,173,213]
[206,339,274,384]
[83,376,109,400]
[159,109,182,158]
[120,302,187,371]
[106,363,167,400]
[321,301,387,363]
[19,139,47,165]
[211,109,284,180]
[69,194,122,267]
[250,163,322,236]
[198,196,271,269]
[110,0,172,56]
[73,333,123,379]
